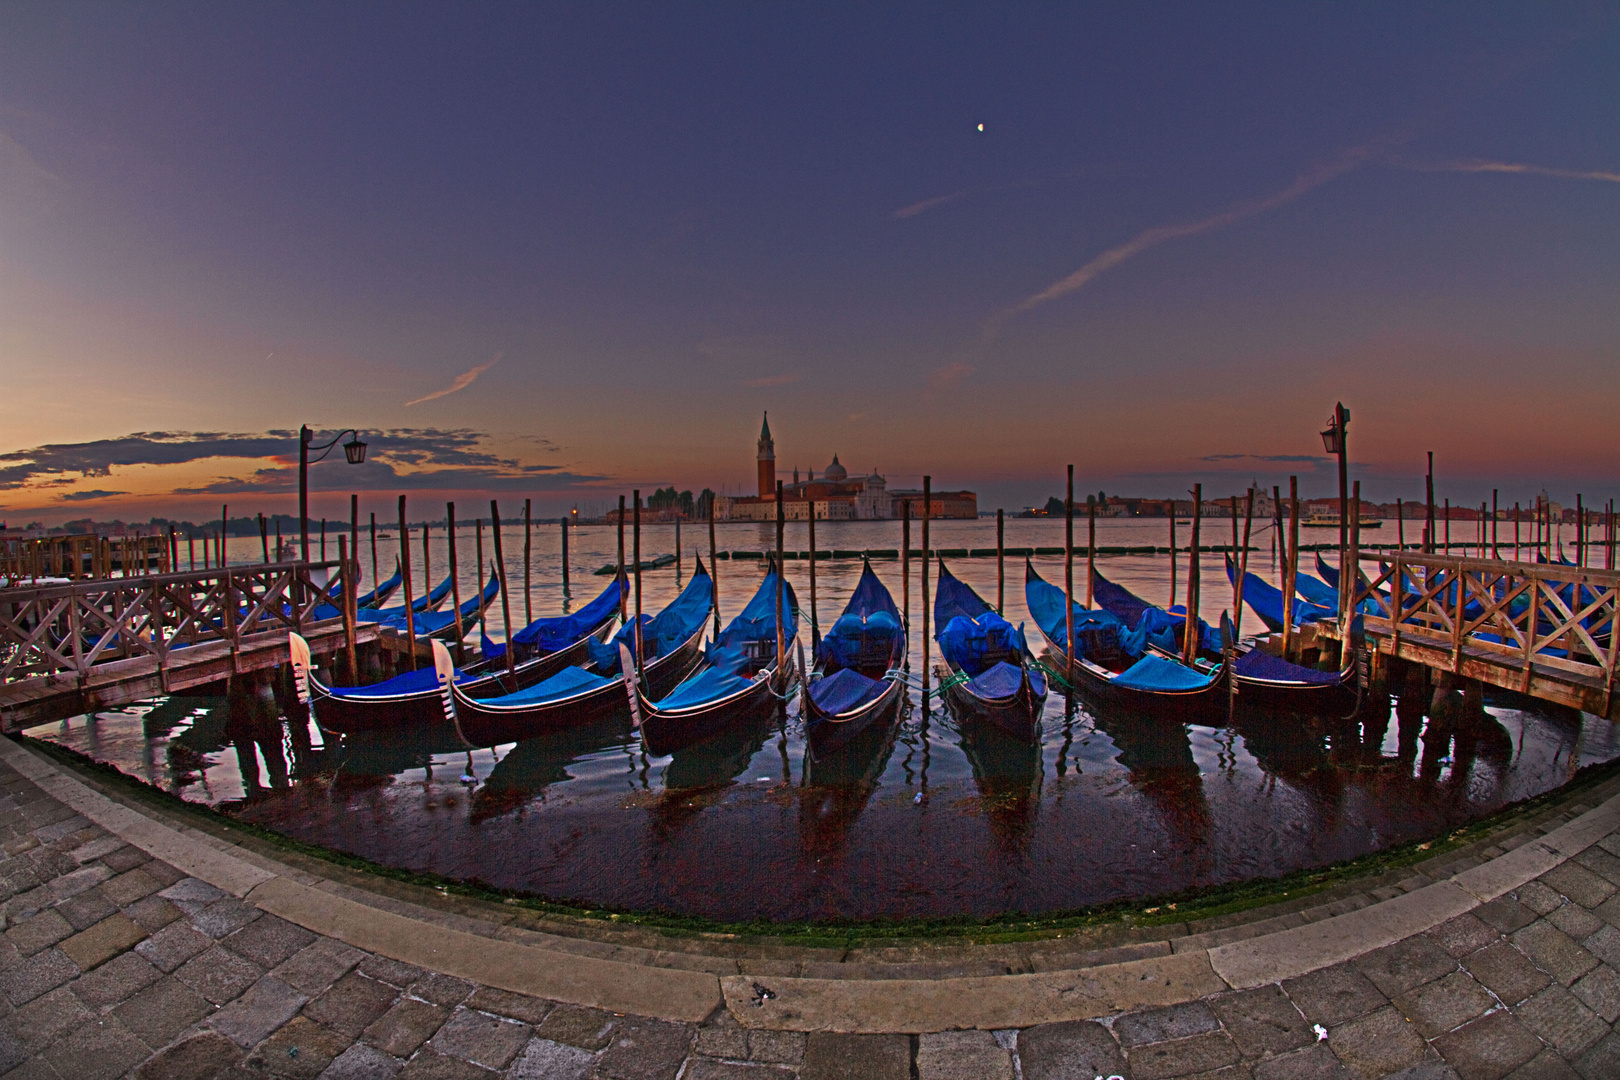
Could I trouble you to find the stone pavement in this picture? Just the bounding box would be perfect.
[2,738,1620,1079]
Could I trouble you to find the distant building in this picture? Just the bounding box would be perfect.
[712,414,975,520]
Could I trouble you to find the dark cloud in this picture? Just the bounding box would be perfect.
[1198,453,1328,465]
[57,489,128,501]
[1,429,600,497]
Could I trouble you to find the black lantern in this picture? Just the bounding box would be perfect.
[1320,405,1349,455]
[343,435,368,465]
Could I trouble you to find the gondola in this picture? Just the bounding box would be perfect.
[359,570,456,619]
[631,563,797,757]
[324,558,402,609]
[1223,557,1333,633]
[934,561,1046,738]
[1110,562,1351,711]
[296,577,623,735]
[448,561,714,746]
[1025,561,1221,721]
[800,560,906,755]
[365,569,500,640]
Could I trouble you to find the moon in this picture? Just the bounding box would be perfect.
[977,123,984,132]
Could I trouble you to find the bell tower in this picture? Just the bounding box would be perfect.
[757,413,776,497]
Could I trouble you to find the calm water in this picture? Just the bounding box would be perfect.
[32,519,1620,922]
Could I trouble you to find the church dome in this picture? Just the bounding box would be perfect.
[824,454,847,482]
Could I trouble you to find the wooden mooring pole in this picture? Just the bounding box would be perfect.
[350,495,359,590]
[1492,489,1499,559]
[258,515,269,562]
[633,491,643,677]
[490,500,517,679]
[984,508,997,615]
[339,535,358,684]
[1064,466,1074,675]
[1169,509,1178,610]
[1425,452,1435,554]
[901,500,911,645]
[707,500,719,636]
[561,516,571,599]
[774,481,786,681]
[447,503,464,655]
[921,475,931,694]
[1183,483,1201,666]
[523,498,533,626]
[1284,476,1299,662]
[1087,494,1097,609]
[398,495,417,669]
[369,514,378,593]
[475,519,486,638]
[807,505,817,647]
[616,496,627,622]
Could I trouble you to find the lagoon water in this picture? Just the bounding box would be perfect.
[31,518,1620,922]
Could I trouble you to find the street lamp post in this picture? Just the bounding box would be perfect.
[299,426,368,561]
[1320,403,1350,620]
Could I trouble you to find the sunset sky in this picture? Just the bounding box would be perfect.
[1,3,1616,525]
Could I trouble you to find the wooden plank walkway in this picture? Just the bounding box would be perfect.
[1317,551,1620,719]
[0,560,429,732]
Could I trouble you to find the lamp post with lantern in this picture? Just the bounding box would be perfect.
[1320,403,1350,620]
[299,426,368,561]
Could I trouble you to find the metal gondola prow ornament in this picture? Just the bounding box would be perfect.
[619,642,644,729]
[431,639,458,725]
[288,632,313,705]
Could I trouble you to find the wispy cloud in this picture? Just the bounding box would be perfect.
[929,362,974,390]
[1200,453,1327,464]
[744,373,799,388]
[1397,158,1620,184]
[405,353,502,407]
[892,189,971,218]
[991,142,1384,328]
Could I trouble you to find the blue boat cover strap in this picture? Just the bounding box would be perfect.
[1113,654,1218,692]
[1232,648,1344,685]
[809,668,887,714]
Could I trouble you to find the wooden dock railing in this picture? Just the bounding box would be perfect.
[0,560,348,685]
[1342,552,1620,716]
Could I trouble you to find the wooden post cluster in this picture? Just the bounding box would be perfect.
[397,495,417,669]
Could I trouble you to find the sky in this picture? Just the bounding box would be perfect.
[1,2,1616,525]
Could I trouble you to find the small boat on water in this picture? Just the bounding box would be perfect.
[362,569,501,640]
[360,570,456,618]
[1224,558,1334,633]
[1301,513,1382,529]
[935,561,1046,739]
[801,560,906,755]
[296,577,623,735]
[595,553,676,575]
[632,562,797,756]
[448,561,713,746]
[1025,561,1221,721]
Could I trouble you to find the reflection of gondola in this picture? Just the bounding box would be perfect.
[645,708,778,843]
[1089,711,1214,847]
[801,561,906,754]
[955,716,1042,852]
[1229,710,1332,781]
[329,720,468,785]
[471,714,636,822]
[798,709,900,856]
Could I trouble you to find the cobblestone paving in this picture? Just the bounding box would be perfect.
[2,753,1620,1078]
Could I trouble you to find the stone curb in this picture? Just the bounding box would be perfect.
[8,734,1620,1033]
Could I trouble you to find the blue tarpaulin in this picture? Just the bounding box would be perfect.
[512,577,625,652]
[588,566,713,673]
[325,665,469,697]
[1112,654,1218,692]
[809,667,888,715]
[1231,648,1344,685]
[818,562,904,671]
[478,664,615,706]
[654,645,753,711]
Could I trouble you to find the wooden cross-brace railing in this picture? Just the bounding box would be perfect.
[1340,551,1620,714]
[0,560,350,684]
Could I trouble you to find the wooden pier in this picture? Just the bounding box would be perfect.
[1317,552,1620,719]
[0,561,418,732]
